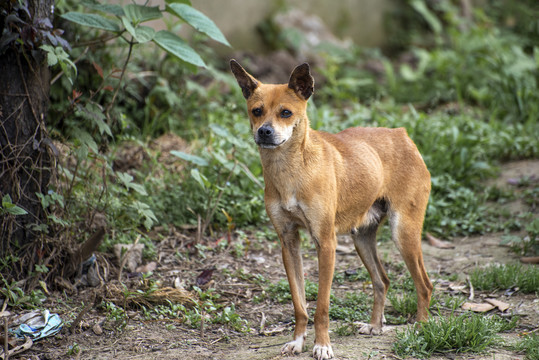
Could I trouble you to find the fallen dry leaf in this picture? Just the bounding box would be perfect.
[136,261,157,273]
[196,268,215,286]
[426,232,455,249]
[462,302,495,312]
[485,298,510,312]
[520,256,539,264]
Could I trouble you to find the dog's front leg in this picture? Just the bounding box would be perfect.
[279,225,309,356]
[312,230,336,360]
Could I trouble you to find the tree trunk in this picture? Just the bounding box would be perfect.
[0,0,55,271]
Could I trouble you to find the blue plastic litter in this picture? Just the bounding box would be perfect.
[11,310,63,340]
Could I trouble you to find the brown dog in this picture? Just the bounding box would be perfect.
[230,60,432,360]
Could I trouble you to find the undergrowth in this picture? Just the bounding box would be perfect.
[393,312,518,358]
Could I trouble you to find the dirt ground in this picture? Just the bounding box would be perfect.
[11,160,539,360]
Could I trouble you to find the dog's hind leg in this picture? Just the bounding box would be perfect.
[279,225,309,356]
[352,220,390,335]
[390,211,433,322]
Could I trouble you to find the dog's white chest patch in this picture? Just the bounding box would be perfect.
[284,195,299,212]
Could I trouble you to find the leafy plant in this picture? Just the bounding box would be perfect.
[61,0,229,69]
[101,301,129,332]
[0,276,46,309]
[1,194,28,216]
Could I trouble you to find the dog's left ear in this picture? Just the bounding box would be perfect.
[230,59,259,99]
[288,63,314,100]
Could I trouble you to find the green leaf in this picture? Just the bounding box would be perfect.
[190,168,209,189]
[410,0,442,35]
[2,195,28,215]
[82,1,124,17]
[153,30,206,68]
[61,12,121,32]
[121,16,137,39]
[135,26,156,43]
[166,3,230,46]
[170,150,208,166]
[2,194,12,206]
[123,4,162,23]
[166,0,191,5]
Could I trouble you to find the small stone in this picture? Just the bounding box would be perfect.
[92,323,103,335]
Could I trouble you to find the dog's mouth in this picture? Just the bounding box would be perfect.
[256,139,286,149]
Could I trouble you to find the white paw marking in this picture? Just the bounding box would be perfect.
[281,334,305,355]
[312,344,334,360]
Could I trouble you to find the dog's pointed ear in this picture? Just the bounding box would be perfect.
[288,63,314,100]
[230,59,259,99]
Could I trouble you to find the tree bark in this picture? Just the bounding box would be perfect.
[0,0,55,266]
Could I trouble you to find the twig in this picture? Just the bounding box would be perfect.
[70,291,96,334]
[259,312,266,334]
[1,310,9,360]
[117,235,140,282]
[467,276,474,301]
[105,37,135,121]
[200,159,238,237]
[72,33,122,48]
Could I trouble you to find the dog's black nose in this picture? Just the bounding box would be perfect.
[257,125,274,140]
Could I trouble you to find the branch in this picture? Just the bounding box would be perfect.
[105,36,135,121]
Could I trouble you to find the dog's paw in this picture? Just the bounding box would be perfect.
[281,335,305,355]
[312,344,334,360]
[358,323,383,335]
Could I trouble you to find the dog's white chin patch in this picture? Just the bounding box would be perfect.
[313,344,334,360]
[281,334,305,355]
[258,139,286,149]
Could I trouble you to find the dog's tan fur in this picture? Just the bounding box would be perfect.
[230,60,433,360]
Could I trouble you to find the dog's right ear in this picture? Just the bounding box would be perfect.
[230,59,259,99]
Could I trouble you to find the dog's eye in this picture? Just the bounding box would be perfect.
[281,109,292,118]
[252,108,263,117]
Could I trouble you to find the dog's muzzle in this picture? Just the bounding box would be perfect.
[255,124,283,149]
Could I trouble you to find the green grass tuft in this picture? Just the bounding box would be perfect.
[513,332,539,360]
[393,313,512,358]
[470,263,539,294]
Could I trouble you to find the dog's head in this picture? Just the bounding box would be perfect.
[230,60,314,150]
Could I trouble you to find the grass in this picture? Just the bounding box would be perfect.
[513,332,539,360]
[393,312,518,358]
[470,263,539,294]
[265,278,319,304]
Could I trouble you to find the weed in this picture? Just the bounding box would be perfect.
[513,332,539,360]
[501,218,539,257]
[329,292,371,322]
[334,322,356,336]
[393,312,510,358]
[143,287,250,333]
[101,301,128,332]
[470,263,539,294]
[266,279,319,304]
[333,268,370,284]
[388,292,419,319]
[0,276,46,309]
[66,342,81,356]
[438,294,466,312]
